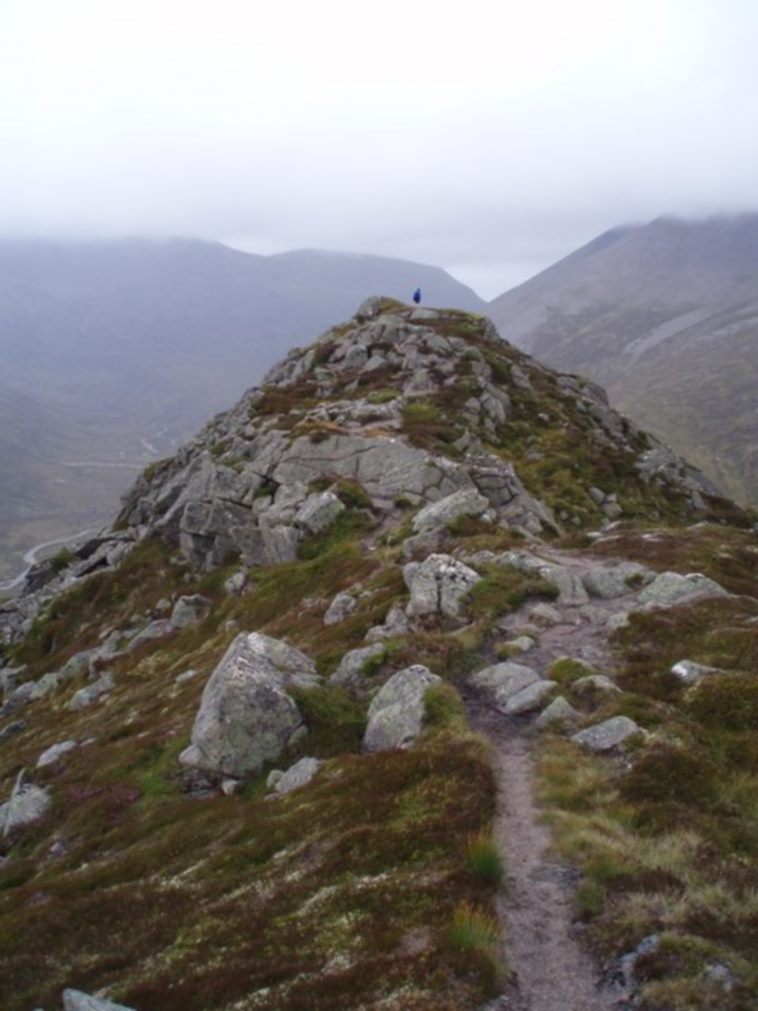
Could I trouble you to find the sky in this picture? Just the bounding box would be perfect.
[2,0,758,297]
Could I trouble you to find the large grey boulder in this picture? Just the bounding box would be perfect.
[571,716,644,753]
[581,563,654,599]
[363,665,441,752]
[1,771,51,836]
[404,554,480,619]
[411,489,490,533]
[467,661,540,712]
[637,571,728,608]
[503,679,558,715]
[63,990,136,1011]
[179,632,317,778]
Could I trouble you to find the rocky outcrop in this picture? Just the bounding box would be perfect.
[179,632,317,778]
[363,665,441,752]
[404,554,480,620]
[108,303,566,574]
[411,489,490,533]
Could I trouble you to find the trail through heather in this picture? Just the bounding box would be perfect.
[467,546,638,1011]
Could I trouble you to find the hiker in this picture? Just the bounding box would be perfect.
[412,288,421,304]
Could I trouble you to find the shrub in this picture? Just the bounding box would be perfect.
[449,901,504,987]
[620,743,717,808]
[465,564,559,622]
[549,658,594,685]
[424,682,467,734]
[465,833,504,886]
[686,673,758,731]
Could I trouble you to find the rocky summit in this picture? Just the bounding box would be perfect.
[0,299,756,1011]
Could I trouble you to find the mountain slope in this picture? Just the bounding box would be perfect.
[0,301,754,1010]
[488,215,758,505]
[0,240,483,580]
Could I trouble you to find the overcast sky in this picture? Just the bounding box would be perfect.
[2,0,757,297]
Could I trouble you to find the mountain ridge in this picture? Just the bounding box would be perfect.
[0,300,755,1011]
[488,214,758,505]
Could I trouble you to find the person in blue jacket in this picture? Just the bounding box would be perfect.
[412,288,422,304]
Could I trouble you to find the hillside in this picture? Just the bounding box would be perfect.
[0,300,755,1011]
[0,239,483,582]
[488,215,758,506]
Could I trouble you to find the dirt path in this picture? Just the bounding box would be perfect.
[466,545,639,1010]
[469,702,618,1011]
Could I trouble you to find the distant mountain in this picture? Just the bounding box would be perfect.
[0,239,484,580]
[488,215,758,506]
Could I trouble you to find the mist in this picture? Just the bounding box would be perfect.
[2,0,758,296]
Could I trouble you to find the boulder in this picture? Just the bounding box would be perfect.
[323,590,359,625]
[500,635,536,654]
[126,619,174,652]
[529,602,563,627]
[1,771,50,836]
[404,554,480,619]
[637,571,728,608]
[363,665,441,752]
[170,594,210,629]
[63,990,136,1011]
[330,642,386,686]
[69,673,114,712]
[467,662,540,712]
[179,632,316,777]
[294,491,345,535]
[411,489,490,533]
[571,716,644,753]
[36,740,78,769]
[224,571,247,596]
[535,696,582,730]
[271,756,323,795]
[364,602,410,643]
[670,659,723,685]
[502,679,558,715]
[581,563,653,599]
